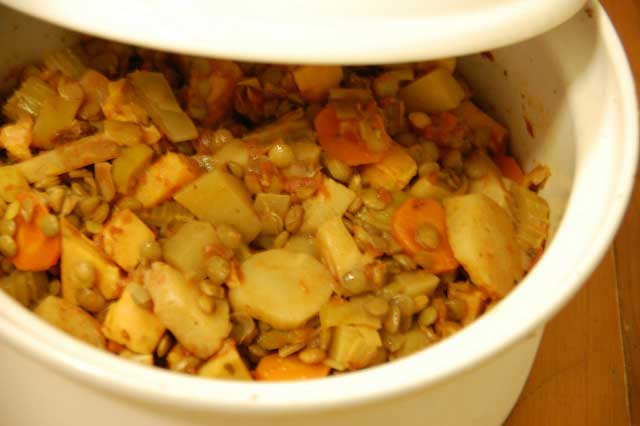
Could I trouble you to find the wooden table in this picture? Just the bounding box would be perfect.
[506,1,640,424]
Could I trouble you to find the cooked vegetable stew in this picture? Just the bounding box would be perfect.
[0,39,550,380]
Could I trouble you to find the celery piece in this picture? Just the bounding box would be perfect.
[2,76,56,120]
[32,95,82,149]
[44,48,86,79]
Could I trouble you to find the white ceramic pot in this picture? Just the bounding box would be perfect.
[0,2,636,425]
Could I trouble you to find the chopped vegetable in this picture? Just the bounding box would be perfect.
[293,66,343,102]
[494,154,524,185]
[102,282,166,354]
[3,76,56,120]
[129,71,198,142]
[103,120,144,146]
[327,325,381,371]
[133,152,200,208]
[382,270,440,298]
[255,354,329,381]
[102,209,155,271]
[444,194,524,298]
[198,340,252,380]
[112,143,154,195]
[228,249,333,329]
[34,296,105,348]
[32,95,82,149]
[0,166,28,202]
[391,198,458,273]
[398,67,465,113]
[453,100,507,152]
[409,177,452,200]
[300,177,355,234]
[320,297,381,329]
[0,116,33,161]
[60,218,122,303]
[144,262,231,359]
[11,192,61,271]
[44,48,86,79]
[361,144,417,191]
[174,169,261,241]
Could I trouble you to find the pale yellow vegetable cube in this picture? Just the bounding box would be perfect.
[283,234,319,259]
[409,177,452,200]
[293,66,343,102]
[444,194,524,298]
[316,216,365,292]
[112,143,154,195]
[399,67,465,113]
[198,340,252,381]
[320,297,381,329]
[174,169,261,242]
[103,120,144,146]
[0,166,28,202]
[361,144,417,191]
[61,219,122,303]
[133,152,201,208]
[328,325,381,371]
[300,177,355,234]
[34,296,105,349]
[162,220,222,280]
[254,193,291,235]
[32,95,82,149]
[144,262,231,359]
[102,209,155,272]
[102,283,166,354]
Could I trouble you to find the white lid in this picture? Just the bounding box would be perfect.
[1,0,586,64]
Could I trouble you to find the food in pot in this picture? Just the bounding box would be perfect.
[0,39,550,380]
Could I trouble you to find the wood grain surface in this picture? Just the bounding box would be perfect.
[507,1,640,425]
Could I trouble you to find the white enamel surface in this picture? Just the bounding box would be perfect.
[0,0,586,64]
[0,2,637,425]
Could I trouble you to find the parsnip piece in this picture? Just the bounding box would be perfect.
[103,120,144,146]
[361,144,417,191]
[212,141,250,169]
[328,325,381,371]
[198,340,252,381]
[409,177,452,200]
[382,270,440,298]
[60,219,122,303]
[300,177,355,234]
[112,143,154,195]
[399,67,465,113]
[444,194,524,298]
[34,296,105,348]
[162,220,222,280]
[102,283,166,354]
[144,262,231,359]
[228,249,333,329]
[174,169,261,241]
[102,209,155,272]
[133,152,200,208]
[316,216,365,291]
[320,297,381,329]
[283,234,319,259]
[32,95,82,149]
[467,151,512,213]
[16,133,121,183]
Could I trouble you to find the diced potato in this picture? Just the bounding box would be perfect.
[382,270,440,298]
[103,120,144,146]
[242,110,313,145]
[174,169,261,242]
[212,141,249,169]
[444,194,524,298]
[293,66,343,102]
[254,193,291,235]
[60,218,122,304]
[102,283,166,354]
[283,234,319,259]
[198,340,252,381]
[94,162,116,202]
[454,101,507,149]
[112,143,154,195]
[328,325,381,371]
[506,180,550,265]
[290,141,321,165]
[79,70,109,120]
[320,297,381,329]
[448,282,488,325]
[409,177,452,200]
[468,152,512,213]
[144,262,231,359]
[0,166,28,202]
[166,343,202,372]
[32,95,82,149]
[129,71,198,143]
[102,209,155,272]
[134,152,201,208]
[300,177,356,234]
[101,79,148,123]
[361,144,417,191]
[162,220,223,280]
[34,296,105,349]
[119,350,154,366]
[16,133,121,183]
[0,117,32,161]
[399,67,465,113]
[228,249,333,330]
[316,216,365,293]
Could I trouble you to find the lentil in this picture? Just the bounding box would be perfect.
[268,143,295,168]
[273,230,290,249]
[361,188,389,211]
[140,240,163,262]
[205,256,230,286]
[0,219,16,236]
[76,288,106,313]
[415,223,440,250]
[216,224,243,249]
[325,157,352,183]
[298,347,326,364]
[418,306,438,327]
[39,214,60,237]
[156,334,174,358]
[128,283,152,309]
[0,235,17,257]
[384,303,402,334]
[284,205,303,233]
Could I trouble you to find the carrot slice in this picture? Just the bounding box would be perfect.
[314,105,391,166]
[11,192,61,271]
[391,198,458,273]
[254,354,330,381]
[494,154,524,184]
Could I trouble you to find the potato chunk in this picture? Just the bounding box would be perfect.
[300,177,355,234]
[174,169,261,241]
[399,67,465,113]
[144,262,231,359]
[102,209,155,272]
[361,144,417,191]
[293,66,343,102]
[228,249,334,330]
[61,219,122,303]
[112,144,154,195]
[102,283,166,354]
[198,340,252,381]
[444,194,524,298]
[0,166,28,202]
[133,152,200,208]
[328,325,381,371]
[34,296,105,348]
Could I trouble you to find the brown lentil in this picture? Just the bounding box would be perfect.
[205,256,230,286]
[156,334,174,358]
[418,306,438,327]
[128,283,152,309]
[76,287,106,313]
[20,198,34,222]
[47,186,67,212]
[415,223,440,250]
[78,196,100,217]
[298,347,326,364]
[384,303,402,334]
[413,294,430,312]
[0,219,16,236]
[257,329,289,350]
[464,159,486,179]
[364,296,389,317]
[408,112,431,129]
[393,253,417,271]
[48,279,61,296]
[422,141,440,163]
[230,312,257,345]
[199,279,225,298]
[0,235,17,257]
[294,185,316,200]
[284,205,303,233]
[248,344,269,360]
[60,196,79,216]
[268,143,295,168]
[197,294,216,314]
[342,269,368,295]
[116,196,143,211]
[278,342,306,358]
[226,161,244,179]
[216,224,243,249]
[347,196,363,213]
[348,173,362,192]
[273,230,290,249]
[325,157,352,183]
[39,214,60,237]
[91,203,110,224]
[361,188,389,211]
[391,294,416,316]
[4,201,20,220]
[442,150,463,171]
[445,298,468,322]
